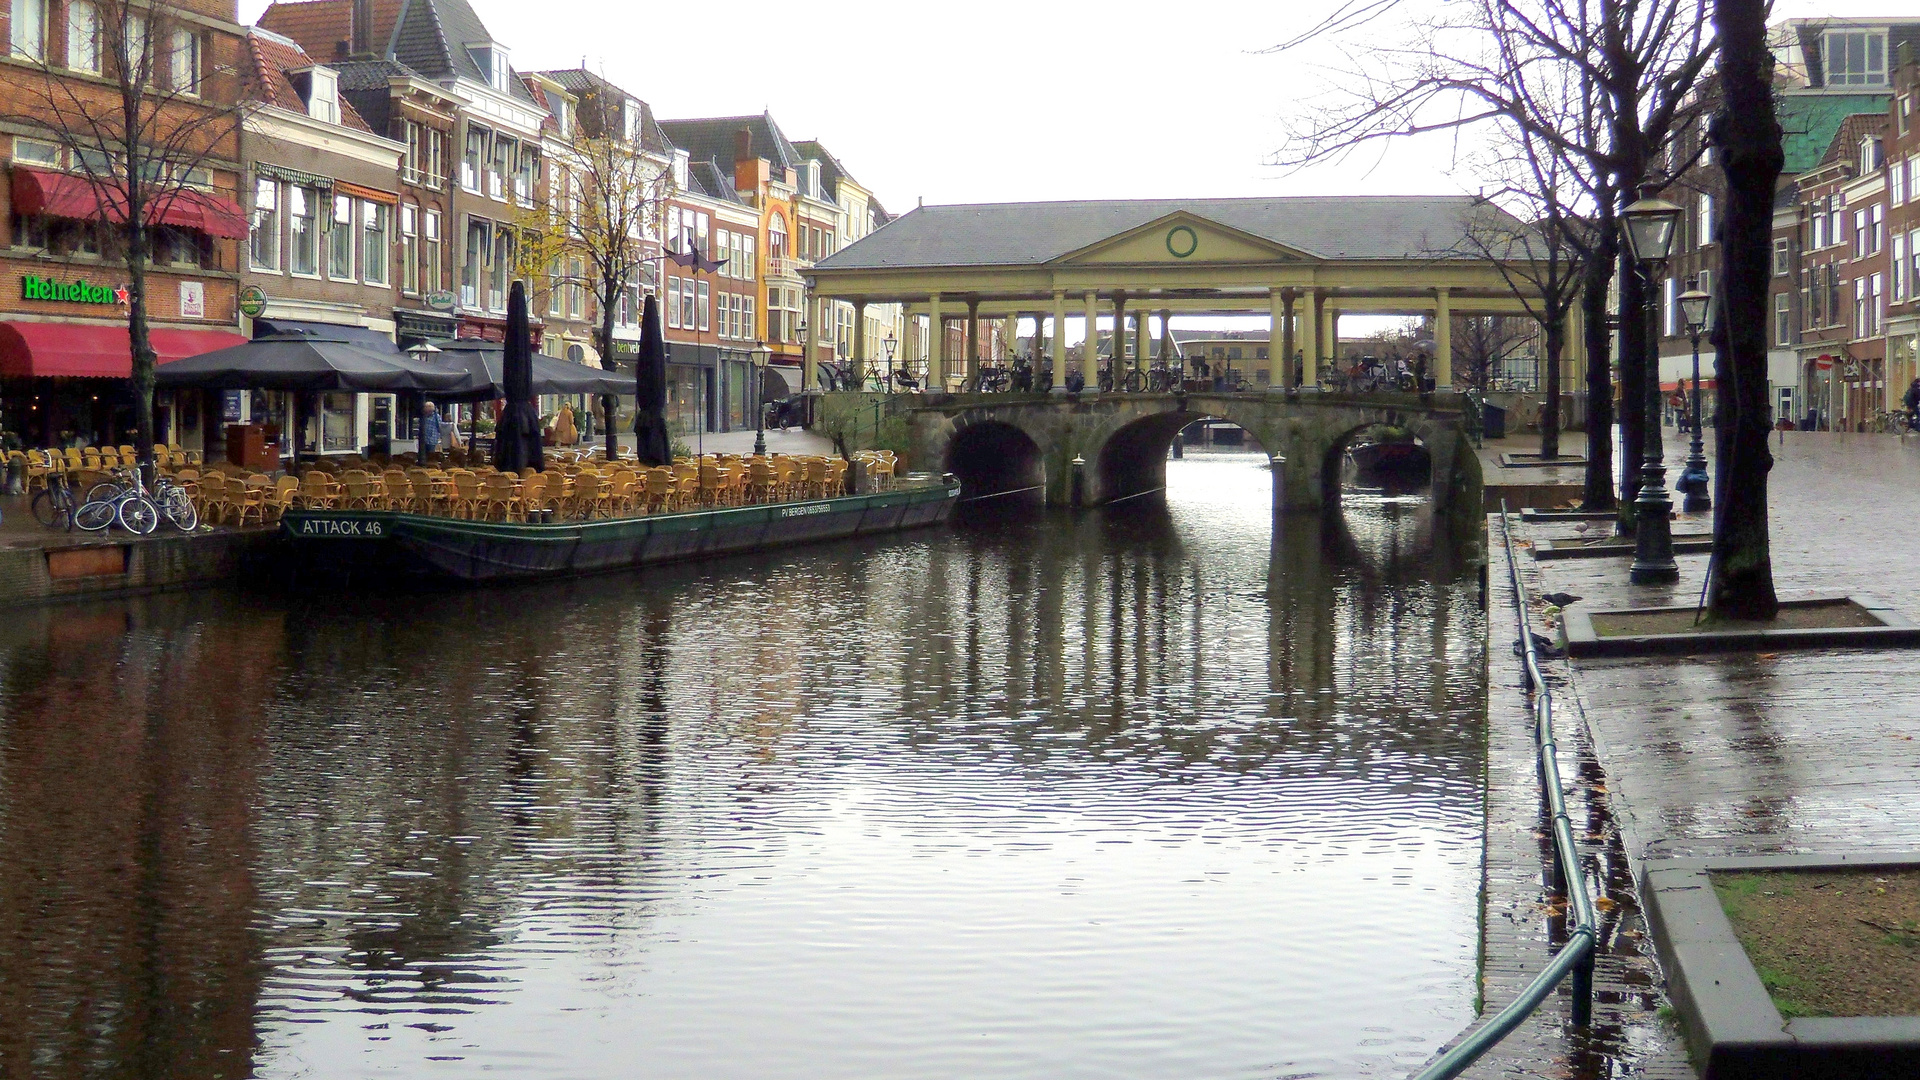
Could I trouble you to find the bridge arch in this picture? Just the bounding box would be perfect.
[943,417,1047,499]
[887,390,1482,519]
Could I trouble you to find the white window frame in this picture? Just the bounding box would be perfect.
[250,178,280,271]
[696,280,710,331]
[1774,292,1791,345]
[400,203,419,296]
[169,29,198,96]
[13,136,60,168]
[1824,29,1888,88]
[328,193,354,280]
[1772,237,1790,276]
[288,185,319,277]
[362,201,389,286]
[66,0,97,74]
[10,0,44,60]
[1895,233,1908,302]
[666,276,681,330]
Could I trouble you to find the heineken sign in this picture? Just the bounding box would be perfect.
[22,275,127,305]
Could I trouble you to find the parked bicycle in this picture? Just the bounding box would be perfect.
[30,470,77,530]
[74,466,196,534]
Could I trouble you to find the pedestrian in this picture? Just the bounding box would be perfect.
[1904,378,1920,431]
[1413,352,1428,393]
[553,403,578,446]
[421,400,442,454]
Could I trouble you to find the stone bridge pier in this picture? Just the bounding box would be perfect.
[877,390,1481,518]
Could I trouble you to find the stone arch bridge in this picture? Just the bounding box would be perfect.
[848,391,1481,514]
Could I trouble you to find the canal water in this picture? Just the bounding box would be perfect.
[0,451,1487,1079]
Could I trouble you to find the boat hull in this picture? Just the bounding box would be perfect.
[283,481,960,583]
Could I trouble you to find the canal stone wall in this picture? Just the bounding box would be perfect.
[0,529,280,608]
[825,390,1482,518]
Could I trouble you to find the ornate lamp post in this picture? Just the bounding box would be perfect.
[1621,190,1684,585]
[751,341,772,456]
[882,331,898,390]
[1675,286,1712,513]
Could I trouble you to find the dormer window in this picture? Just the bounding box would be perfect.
[301,66,340,124]
[1824,29,1886,88]
[550,96,568,138]
[624,99,641,143]
[467,42,510,91]
[1861,136,1882,174]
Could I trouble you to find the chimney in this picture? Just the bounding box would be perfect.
[733,129,753,166]
[733,128,766,196]
[351,0,371,55]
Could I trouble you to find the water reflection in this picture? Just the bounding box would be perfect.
[0,452,1487,1079]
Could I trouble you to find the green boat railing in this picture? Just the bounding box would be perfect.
[1411,502,1596,1080]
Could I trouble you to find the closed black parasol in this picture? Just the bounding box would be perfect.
[493,281,545,473]
[632,293,672,467]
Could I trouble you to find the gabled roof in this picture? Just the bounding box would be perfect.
[688,160,739,203]
[791,139,854,196]
[532,68,671,155]
[243,28,374,134]
[1816,111,1891,171]
[259,0,535,104]
[383,0,537,103]
[1780,93,1895,174]
[658,112,801,175]
[813,197,1507,271]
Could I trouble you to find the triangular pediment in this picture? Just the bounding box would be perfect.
[1053,211,1312,266]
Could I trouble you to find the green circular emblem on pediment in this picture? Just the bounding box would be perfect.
[1166,225,1199,258]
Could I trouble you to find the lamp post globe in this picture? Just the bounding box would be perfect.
[883,331,898,390]
[752,341,772,457]
[1623,189,1684,585]
[1676,287,1712,514]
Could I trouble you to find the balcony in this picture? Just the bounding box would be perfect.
[766,255,812,279]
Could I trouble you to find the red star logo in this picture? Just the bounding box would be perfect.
[113,285,129,304]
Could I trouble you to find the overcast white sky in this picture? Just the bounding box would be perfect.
[237,0,1897,334]
[232,0,1903,215]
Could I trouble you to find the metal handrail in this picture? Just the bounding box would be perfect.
[1411,501,1596,1080]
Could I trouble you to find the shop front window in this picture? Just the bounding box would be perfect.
[319,393,357,452]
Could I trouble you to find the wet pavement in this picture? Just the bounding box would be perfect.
[1520,430,1920,864]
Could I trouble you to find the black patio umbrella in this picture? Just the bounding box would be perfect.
[155,333,470,393]
[426,340,631,400]
[632,294,672,467]
[493,281,545,473]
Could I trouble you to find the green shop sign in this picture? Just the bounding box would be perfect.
[22,275,126,305]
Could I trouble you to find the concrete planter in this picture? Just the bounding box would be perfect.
[1562,594,1920,656]
[1644,852,1920,1080]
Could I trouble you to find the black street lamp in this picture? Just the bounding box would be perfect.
[752,341,772,456]
[883,331,898,391]
[1675,286,1712,513]
[1621,190,1684,585]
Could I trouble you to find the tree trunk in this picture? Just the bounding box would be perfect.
[126,241,157,485]
[1615,243,1646,531]
[1541,314,1563,458]
[600,284,619,461]
[1706,0,1781,620]
[1581,232,1616,510]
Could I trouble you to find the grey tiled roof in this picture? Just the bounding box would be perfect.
[531,68,670,155]
[659,113,800,174]
[385,0,535,104]
[688,160,740,203]
[813,197,1510,270]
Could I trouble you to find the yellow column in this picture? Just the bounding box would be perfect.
[852,299,867,385]
[966,298,981,385]
[1433,287,1452,388]
[1267,288,1285,389]
[1051,291,1066,380]
[1082,292,1099,386]
[1300,289,1319,386]
[1132,311,1146,377]
[928,293,945,388]
[1322,304,1337,371]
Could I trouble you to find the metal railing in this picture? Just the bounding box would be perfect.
[1411,502,1596,1080]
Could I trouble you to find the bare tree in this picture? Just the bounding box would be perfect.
[1450,314,1535,394]
[1456,108,1592,458]
[1703,0,1780,619]
[5,0,249,475]
[1270,0,1716,520]
[517,89,671,459]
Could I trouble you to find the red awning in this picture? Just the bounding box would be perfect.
[0,322,247,378]
[10,167,248,239]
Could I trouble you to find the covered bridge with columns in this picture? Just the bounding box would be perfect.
[805,195,1581,390]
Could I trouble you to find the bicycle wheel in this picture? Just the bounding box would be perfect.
[73,498,116,532]
[162,488,198,531]
[117,495,159,535]
[86,480,123,503]
[31,488,68,528]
